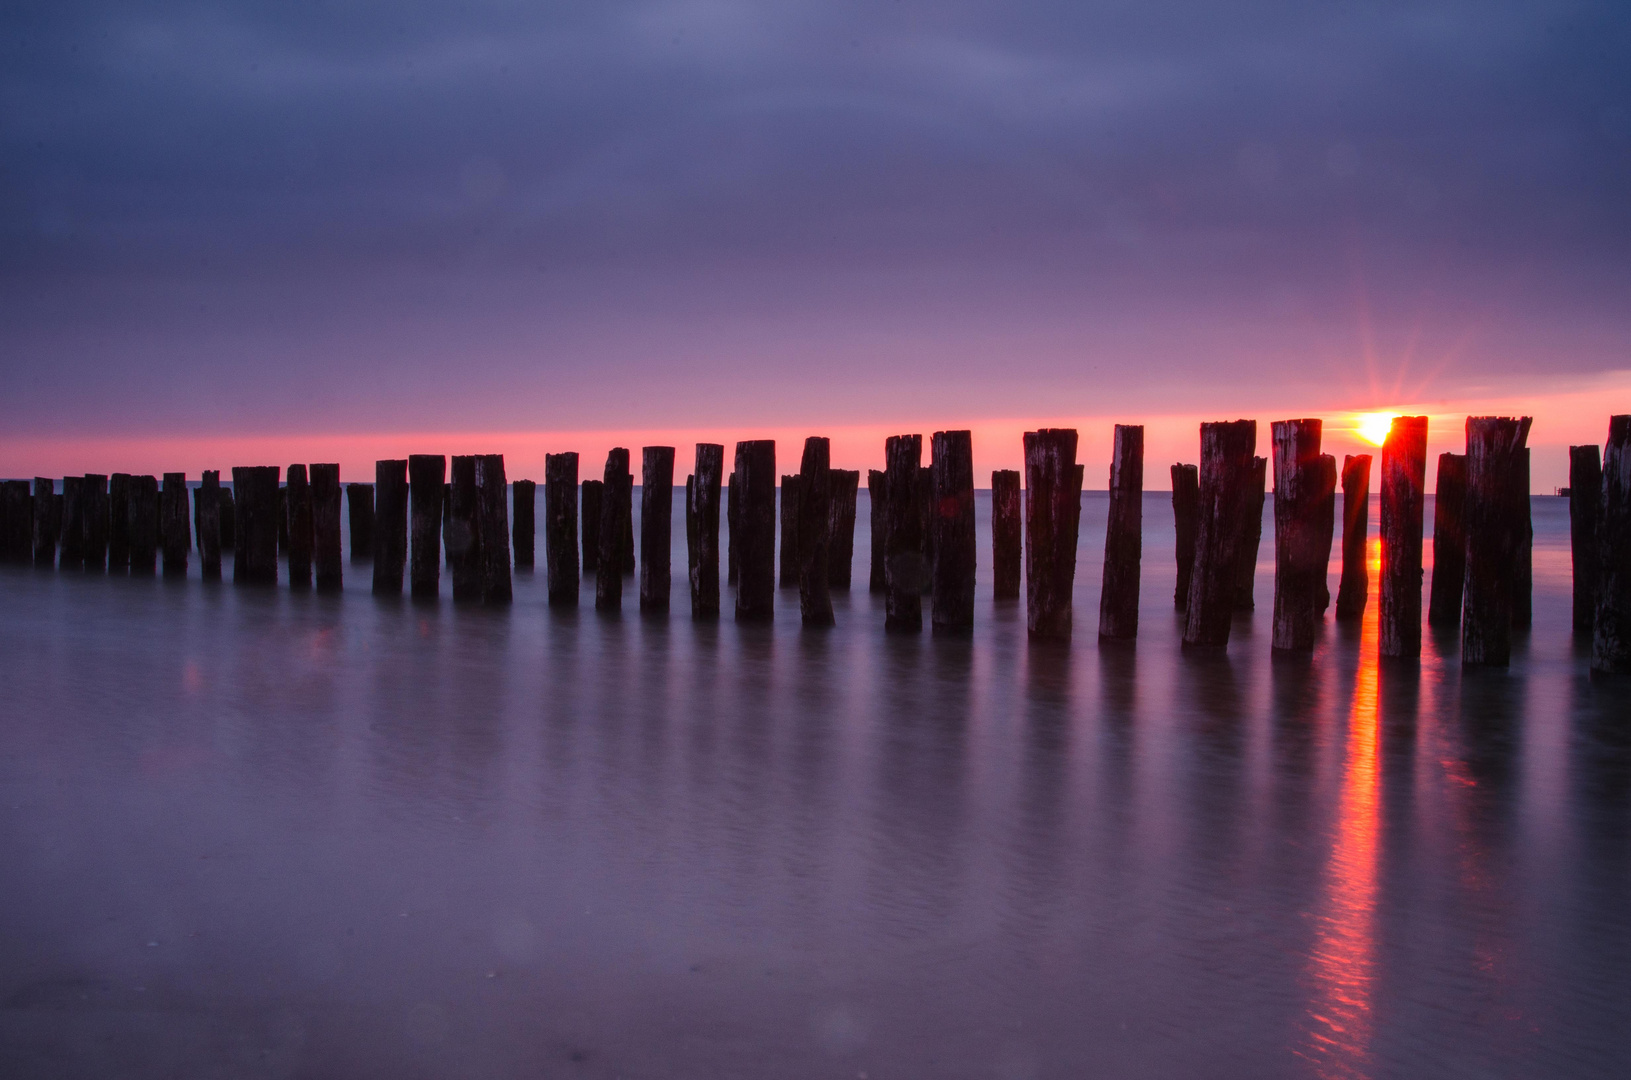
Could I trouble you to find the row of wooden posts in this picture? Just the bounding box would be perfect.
[2,417,1628,673]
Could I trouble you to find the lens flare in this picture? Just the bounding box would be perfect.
[1355,413,1397,446]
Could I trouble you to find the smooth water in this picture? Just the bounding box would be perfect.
[1,493,1627,1079]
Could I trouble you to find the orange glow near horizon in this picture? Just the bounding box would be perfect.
[1355,413,1398,446]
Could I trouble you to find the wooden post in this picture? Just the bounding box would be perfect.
[779,474,802,588]
[277,486,290,556]
[1232,457,1266,609]
[1427,454,1467,626]
[128,475,160,575]
[733,441,776,622]
[1024,428,1081,640]
[1098,425,1144,640]
[1171,464,1199,609]
[639,447,675,612]
[1593,415,1631,674]
[917,465,935,594]
[828,469,859,589]
[726,472,740,586]
[80,474,108,573]
[798,437,834,626]
[162,472,190,578]
[33,479,56,567]
[1335,454,1372,620]
[346,483,374,563]
[281,465,309,588]
[512,479,536,569]
[1513,448,1532,628]
[219,486,236,553]
[991,470,1021,601]
[59,476,85,571]
[106,473,131,571]
[597,448,630,610]
[197,471,222,581]
[931,430,976,633]
[1462,417,1531,666]
[1569,445,1602,633]
[1269,420,1336,651]
[867,469,887,593]
[1316,462,1337,613]
[447,456,481,601]
[620,463,635,577]
[1379,416,1428,658]
[884,434,924,631]
[689,443,723,618]
[310,465,341,592]
[372,460,408,596]
[476,454,512,604]
[228,468,276,584]
[442,484,452,565]
[581,479,603,576]
[544,453,579,606]
[408,455,445,598]
[1183,421,1256,648]
[0,481,29,562]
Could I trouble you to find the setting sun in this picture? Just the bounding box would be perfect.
[1356,413,1398,446]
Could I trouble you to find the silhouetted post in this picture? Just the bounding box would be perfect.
[1379,416,1428,658]
[196,471,222,581]
[1095,425,1144,640]
[162,472,190,578]
[640,446,675,612]
[80,474,108,573]
[930,430,976,633]
[447,456,481,601]
[620,463,635,577]
[1460,417,1530,666]
[372,459,408,596]
[310,465,340,591]
[280,465,308,588]
[1335,454,1372,620]
[689,443,723,618]
[1270,420,1336,651]
[884,434,924,631]
[1427,454,1467,627]
[1316,462,1338,613]
[991,470,1021,601]
[512,479,536,569]
[1233,457,1266,609]
[733,441,776,622]
[127,475,159,575]
[346,484,373,563]
[1513,448,1532,628]
[218,487,235,552]
[1570,445,1602,633]
[442,484,452,565]
[597,448,630,611]
[105,473,131,571]
[917,466,935,595]
[57,477,84,571]
[476,454,512,604]
[408,455,445,598]
[277,486,290,556]
[1184,421,1256,647]
[544,453,579,605]
[1593,415,1631,674]
[829,469,859,589]
[32,479,56,567]
[798,437,835,626]
[230,468,277,584]
[581,479,603,576]
[1025,428,1081,640]
[726,472,740,586]
[0,481,29,562]
[867,469,887,593]
[779,474,802,588]
[1171,464,1199,610]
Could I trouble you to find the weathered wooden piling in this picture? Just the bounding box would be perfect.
[218,487,235,552]
[442,484,453,565]
[1426,454,1467,627]
[1183,421,1256,648]
[280,466,308,587]
[372,460,408,596]
[407,455,445,598]
[544,453,579,605]
[1379,416,1428,658]
[1593,416,1631,674]
[597,449,630,610]
[918,465,935,595]
[733,441,776,622]
[1335,455,1372,620]
[797,438,835,626]
[59,476,85,570]
[620,464,636,577]
[1024,428,1082,641]
[779,474,802,588]
[106,473,131,571]
[930,430,976,633]
[512,479,536,569]
[476,454,512,604]
[884,434,924,631]
[197,471,222,581]
[1232,457,1266,609]
[640,447,675,612]
[162,473,190,578]
[829,469,859,589]
[346,483,373,563]
[581,479,603,576]
[1269,420,1336,651]
[80,474,108,572]
[128,475,160,575]
[1461,417,1531,666]
[1513,448,1532,629]
[867,469,887,593]
[1569,445,1602,633]
[1095,426,1144,640]
[727,472,740,586]
[447,456,481,601]
[0,481,29,562]
[688,444,723,618]
[1316,463,1337,614]
[1171,464,1199,610]
[310,465,341,592]
[991,470,1022,601]
[276,486,290,556]
[33,479,56,566]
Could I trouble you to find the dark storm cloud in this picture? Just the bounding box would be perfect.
[2,1,1629,432]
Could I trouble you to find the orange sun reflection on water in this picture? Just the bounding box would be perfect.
[1299,537,1382,1079]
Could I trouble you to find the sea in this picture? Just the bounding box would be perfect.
[1,490,1626,1079]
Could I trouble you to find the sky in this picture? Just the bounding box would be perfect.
[3,1,1629,487]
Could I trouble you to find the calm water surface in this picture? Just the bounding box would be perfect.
[1,492,1627,1078]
